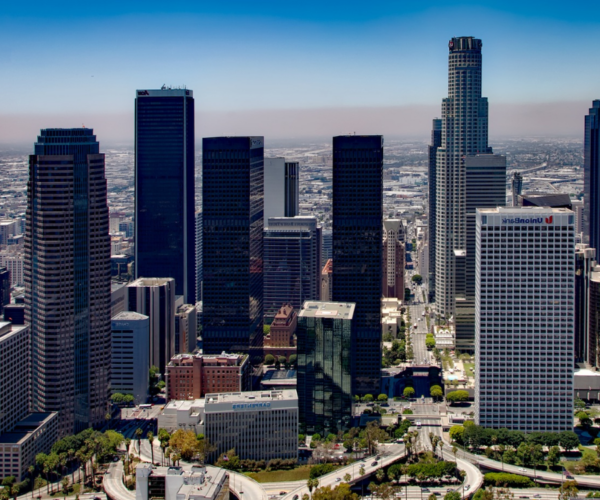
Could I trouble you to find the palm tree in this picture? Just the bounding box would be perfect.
[68,448,76,484]
[376,469,385,483]
[307,478,319,499]
[76,449,87,486]
[135,428,143,454]
[147,431,155,464]
[452,445,458,463]
[439,441,445,460]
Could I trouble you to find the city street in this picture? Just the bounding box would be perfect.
[409,301,431,365]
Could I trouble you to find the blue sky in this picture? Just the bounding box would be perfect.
[1,1,599,142]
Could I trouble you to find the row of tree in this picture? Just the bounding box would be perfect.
[449,422,580,452]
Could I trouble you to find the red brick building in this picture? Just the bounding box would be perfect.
[166,353,250,401]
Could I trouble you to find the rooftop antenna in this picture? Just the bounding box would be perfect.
[161,84,167,90]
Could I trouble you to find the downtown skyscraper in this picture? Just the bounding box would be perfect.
[25,129,111,436]
[332,135,383,395]
[202,137,264,354]
[435,37,492,325]
[135,88,196,304]
[584,100,600,251]
[427,118,442,302]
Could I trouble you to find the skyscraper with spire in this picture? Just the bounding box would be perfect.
[435,36,492,324]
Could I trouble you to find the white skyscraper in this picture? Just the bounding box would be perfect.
[435,36,492,320]
[475,207,575,432]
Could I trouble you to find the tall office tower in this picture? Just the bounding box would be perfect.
[476,207,575,431]
[111,312,150,405]
[584,100,600,249]
[135,88,196,304]
[575,246,596,364]
[428,118,442,301]
[0,267,9,315]
[435,37,492,320]
[297,300,354,433]
[264,157,285,225]
[285,162,300,217]
[25,128,111,436]
[456,154,506,350]
[195,210,202,302]
[263,216,321,318]
[332,135,382,395]
[175,303,197,354]
[589,268,600,368]
[511,172,523,207]
[321,230,332,265]
[382,219,405,300]
[202,137,264,354]
[127,278,175,373]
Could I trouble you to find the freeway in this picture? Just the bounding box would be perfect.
[282,444,408,500]
[104,461,136,500]
[452,446,600,489]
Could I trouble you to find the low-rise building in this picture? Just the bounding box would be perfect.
[0,413,58,480]
[265,304,296,348]
[204,390,298,462]
[111,312,150,404]
[136,464,228,500]
[434,326,455,349]
[166,353,250,401]
[158,399,206,434]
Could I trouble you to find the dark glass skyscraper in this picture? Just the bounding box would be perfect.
[428,118,442,302]
[584,100,600,251]
[332,135,383,395]
[284,162,300,217]
[297,300,354,433]
[202,137,264,353]
[25,129,111,437]
[135,88,196,304]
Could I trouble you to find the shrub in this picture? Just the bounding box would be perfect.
[484,473,533,488]
[310,463,335,479]
[446,390,469,403]
[264,354,275,365]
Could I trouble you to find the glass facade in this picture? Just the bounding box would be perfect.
[263,217,321,319]
[584,100,600,251]
[297,302,354,433]
[135,89,196,304]
[428,118,442,302]
[202,137,264,353]
[332,135,383,395]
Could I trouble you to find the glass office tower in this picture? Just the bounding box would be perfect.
[297,300,354,433]
[202,137,264,353]
[26,128,111,437]
[584,100,600,250]
[428,118,442,302]
[332,135,383,395]
[135,88,196,304]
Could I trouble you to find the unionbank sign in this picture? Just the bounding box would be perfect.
[501,216,553,224]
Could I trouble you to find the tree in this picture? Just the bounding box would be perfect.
[264,354,275,365]
[170,429,201,461]
[359,466,366,476]
[377,394,388,403]
[403,387,415,398]
[215,448,241,471]
[135,427,143,452]
[263,324,271,335]
[444,492,461,500]
[158,429,170,465]
[196,435,216,464]
[559,480,579,500]
[344,473,351,483]
[313,484,358,500]
[289,354,297,366]
[425,337,436,349]
[363,394,374,403]
[558,431,580,453]
[430,385,443,400]
[307,478,319,499]
[147,431,155,464]
[449,425,464,443]
[446,390,469,404]
[402,408,413,415]
[412,275,423,285]
[404,288,411,302]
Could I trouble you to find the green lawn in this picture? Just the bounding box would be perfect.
[246,465,343,483]
[464,363,475,377]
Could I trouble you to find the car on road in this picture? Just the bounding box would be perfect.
[421,488,430,493]
[433,493,441,496]
[416,422,422,427]
[335,478,341,482]
[518,468,526,472]
[371,461,378,466]
[464,485,470,491]
[518,496,529,499]
[292,496,298,500]
[533,495,541,499]
[279,492,287,496]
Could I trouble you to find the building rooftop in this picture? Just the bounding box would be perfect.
[0,413,57,444]
[0,321,28,340]
[205,389,297,405]
[322,259,332,275]
[163,399,205,412]
[128,278,174,287]
[299,301,355,320]
[112,311,149,321]
[478,206,573,214]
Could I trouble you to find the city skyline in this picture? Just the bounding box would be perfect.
[1,2,600,143]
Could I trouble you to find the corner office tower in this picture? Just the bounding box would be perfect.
[435,37,492,334]
[332,135,383,395]
[25,129,111,437]
[135,89,196,304]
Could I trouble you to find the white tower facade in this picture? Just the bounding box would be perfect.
[475,207,575,431]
